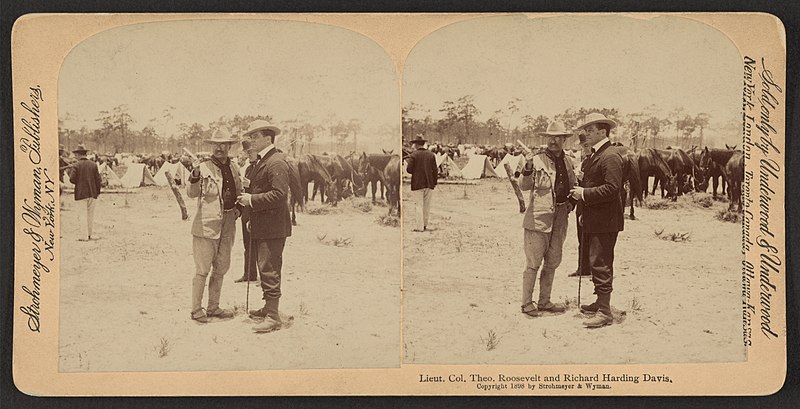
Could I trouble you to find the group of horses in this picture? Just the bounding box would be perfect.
[609,143,745,219]
[281,151,402,225]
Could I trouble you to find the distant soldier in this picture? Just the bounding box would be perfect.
[68,144,102,241]
[406,135,438,232]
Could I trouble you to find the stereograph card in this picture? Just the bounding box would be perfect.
[11,13,786,396]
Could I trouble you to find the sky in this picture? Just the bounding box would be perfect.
[403,14,742,131]
[59,19,399,139]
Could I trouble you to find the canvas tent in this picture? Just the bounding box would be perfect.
[493,153,525,176]
[153,162,189,186]
[120,163,158,188]
[460,155,499,179]
[98,162,123,188]
[440,155,462,178]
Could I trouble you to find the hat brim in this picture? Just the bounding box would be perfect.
[539,131,573,137]
[577,118,617,131]
[72,149,88,153]
[411,139,427,144]
[244,125,282,137]
[203,138,239,144]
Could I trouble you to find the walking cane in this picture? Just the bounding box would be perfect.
[246,222,251,313]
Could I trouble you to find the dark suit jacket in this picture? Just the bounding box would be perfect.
[245,148,292,240]
[578,141,624,234]
[68,158,102,201]
[406,148,438,191]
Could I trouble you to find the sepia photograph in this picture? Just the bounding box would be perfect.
[402,14,747,365]
[9,12,786,396]
[56,18,401,371]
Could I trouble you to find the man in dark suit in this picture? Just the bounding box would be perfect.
[405,135,438,232]
[237,120,292,333]
[569,113,624,328]
[68,144,102,241]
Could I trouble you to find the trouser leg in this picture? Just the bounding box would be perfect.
[86,197,96,238]
[207,212,237,311]
[257,238,286,301]
[422,188,433,228]
[522,228,548,306]
[414,189,426,230]
[192,235,217,312]
[241,216,258,280]
[588,232,618,315]
[539,204,569,305]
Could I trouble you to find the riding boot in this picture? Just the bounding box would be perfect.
[582,293,613,328]
[252,298,282,333]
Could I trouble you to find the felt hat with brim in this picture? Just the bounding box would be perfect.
[577,112,617,131]
[72,144,89,154]
[539,121,573,137]
[244,120,281,137]
[410,135,427,144]
[204,127,238,144]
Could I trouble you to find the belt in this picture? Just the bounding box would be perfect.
[555,201,570,206]
[223,208,238,213]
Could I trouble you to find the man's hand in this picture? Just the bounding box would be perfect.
[570,186,584,201]
[525,150,536,165]
[237,193,252,207]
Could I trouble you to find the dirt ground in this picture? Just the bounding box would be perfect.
[402,177,745,365]
[59,181,400,372]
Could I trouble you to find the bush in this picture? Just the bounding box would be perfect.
[715,209,741,223]
[376,214,399,227]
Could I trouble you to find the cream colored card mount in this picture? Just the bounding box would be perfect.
[12,13,786,396]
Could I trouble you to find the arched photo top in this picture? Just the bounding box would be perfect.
[403,14,742,147]
[58,18,399,154]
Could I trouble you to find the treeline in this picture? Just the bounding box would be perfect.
[58,104,391,156]
[403,96,736,151]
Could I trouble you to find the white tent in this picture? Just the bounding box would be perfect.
[493,153,525,176]
[435,153,447,167]
[153,162,189,186]
[98,163,123,188]
[120,163,158,188]
[441,155,462,179]
[460,155,499,179]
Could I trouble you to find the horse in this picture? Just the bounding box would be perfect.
[283,156,304,226]
[687,146,709,193]
[382,155,401,216]
[666,148,696,197]
[638,148,677,199]
[724,151,744,211]
[298,153,335,205]
[357,152,393,203]
[699,147,736,199]
[334,153,365,199]
[611,143,642,219]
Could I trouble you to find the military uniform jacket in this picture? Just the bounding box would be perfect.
[245,148,292,240]
[520,151,577,233]
[578,141,624,234]
[187,159,242,239]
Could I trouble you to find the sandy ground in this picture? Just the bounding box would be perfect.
[402,178,745,365]
[59,183,400,372]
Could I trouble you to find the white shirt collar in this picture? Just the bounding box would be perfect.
[592,137,610,153]
[258,144,275,160]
